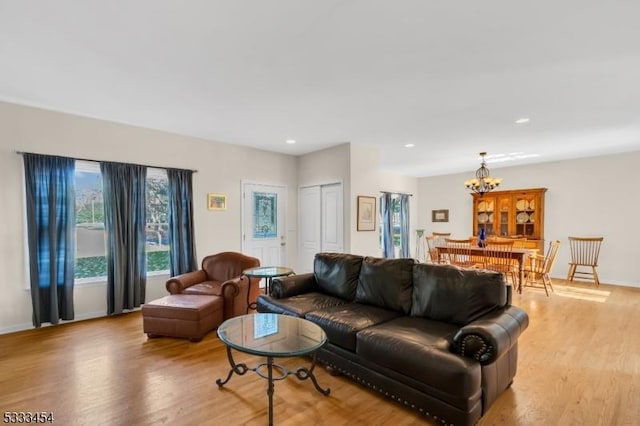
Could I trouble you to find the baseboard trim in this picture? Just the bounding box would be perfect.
[552,276,640,289]
[0,309,140,335]
[599,279,640,289]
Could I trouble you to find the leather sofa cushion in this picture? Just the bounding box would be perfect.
[305,303,401,351]
[357,316,481,402]
[354,257,414,314]
[410,263,507,325]
[314,253,364,301]
[256,293,346,317]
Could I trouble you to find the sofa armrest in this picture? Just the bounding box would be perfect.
[165,270,208,294]
[451,306,529,365]
[271,273,317,298]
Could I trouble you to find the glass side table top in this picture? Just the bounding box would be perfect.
[217,313,326,357]
[242,266,294,278]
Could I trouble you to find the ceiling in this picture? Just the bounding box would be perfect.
[1,1,639,177]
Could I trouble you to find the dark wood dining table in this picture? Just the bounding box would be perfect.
[435,245,537,293]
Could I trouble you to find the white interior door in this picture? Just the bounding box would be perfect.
[298,182,343,273]
[321,183,343,253]
[242,182,287,267]
[299,186,321,273]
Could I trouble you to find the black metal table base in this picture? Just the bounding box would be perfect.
[245,276,273,313]
[216,346,330,425]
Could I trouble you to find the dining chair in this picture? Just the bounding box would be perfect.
[444,238,480,268]
[524,240,561,296]
[425,235,447,264]
[567,236,604,287]
[483,240,518,285]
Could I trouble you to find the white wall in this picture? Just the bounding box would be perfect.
[0,102,298,332]
[418,152,640,287]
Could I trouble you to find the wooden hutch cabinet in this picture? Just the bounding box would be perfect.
[471,188,547,251]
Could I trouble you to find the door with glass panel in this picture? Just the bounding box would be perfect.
[242,182,287,268]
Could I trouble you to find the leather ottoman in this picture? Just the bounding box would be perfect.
[142,294,223,341]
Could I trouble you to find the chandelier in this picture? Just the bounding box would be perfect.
[464,152,502,196]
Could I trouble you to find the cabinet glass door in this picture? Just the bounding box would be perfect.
[476,197,495,235]
[514,195,536,237]
[497,197,511,236]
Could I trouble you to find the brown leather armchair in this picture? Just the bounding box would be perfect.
[166,252,261,319]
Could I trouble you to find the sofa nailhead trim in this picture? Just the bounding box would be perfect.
[322,360,452,425]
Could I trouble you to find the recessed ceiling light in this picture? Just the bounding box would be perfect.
[515,118,530,124]
[404,143,415,148]
[286,139,296,144]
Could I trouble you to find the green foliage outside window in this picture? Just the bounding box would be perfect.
[75,251,170,279]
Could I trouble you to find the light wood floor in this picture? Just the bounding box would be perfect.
[1,279,639,426]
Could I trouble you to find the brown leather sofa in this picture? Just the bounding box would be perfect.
[166,251,261,319]
[257,253,529,426]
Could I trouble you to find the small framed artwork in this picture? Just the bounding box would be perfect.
[208,193,227,211]
[432,209,449,223]
[357,196,376,231]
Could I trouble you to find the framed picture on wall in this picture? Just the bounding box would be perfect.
[357,196,376,231]
[432,209,449,223]
[208,193,227,211]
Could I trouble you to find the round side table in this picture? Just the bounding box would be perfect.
[242,266,294,312]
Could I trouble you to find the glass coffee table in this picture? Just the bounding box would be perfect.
[216,313,330,425]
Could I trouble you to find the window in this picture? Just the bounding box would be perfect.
[380,192,410,258]
[145,168,170,274]
[75,161,107,280]
[391,196,402,257]
[253,191,278,238]
[74,161,170,281]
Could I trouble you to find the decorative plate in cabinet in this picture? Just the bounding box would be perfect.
[516,212,529,223]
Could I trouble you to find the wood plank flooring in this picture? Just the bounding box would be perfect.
[1,279,639,426]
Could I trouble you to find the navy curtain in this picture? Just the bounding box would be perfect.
[23,154,76,327]
[101,162,147,314]
[167,168,197,276]
[398,194,410,258]
[380,193,394,258]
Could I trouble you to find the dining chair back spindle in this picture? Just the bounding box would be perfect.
[567,236,604,287]
[445,238,481,269]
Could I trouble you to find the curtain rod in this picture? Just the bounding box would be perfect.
[380,190,413,196]
[15,150,198,173]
